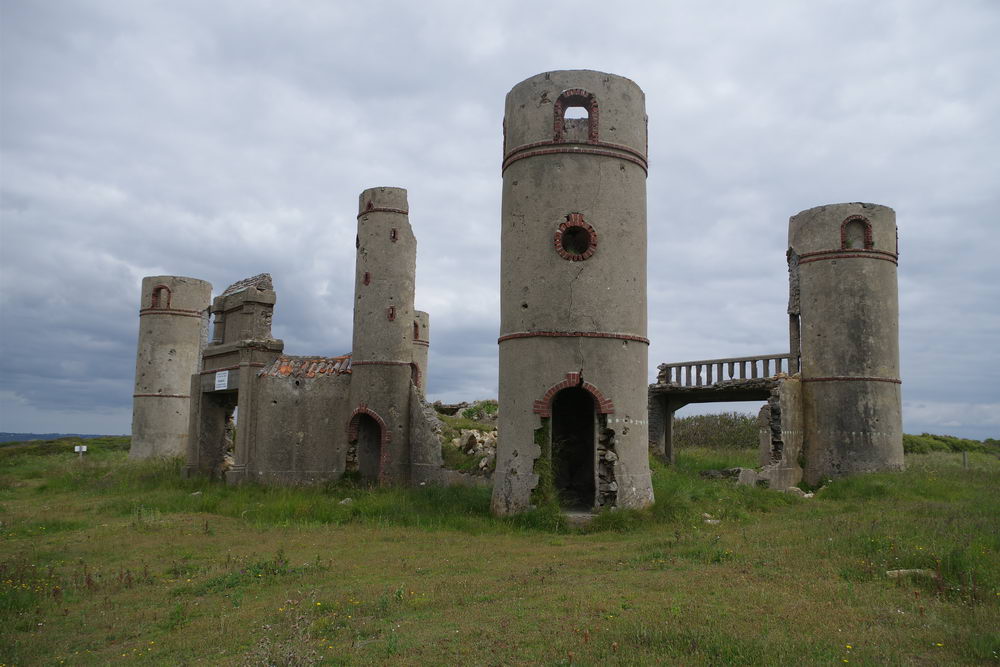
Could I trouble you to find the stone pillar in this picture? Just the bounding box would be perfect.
[411,310,430,397]
[347,187,416,484]
[492,70,654,515]
[130,275,212,458]
[789,203,903,484]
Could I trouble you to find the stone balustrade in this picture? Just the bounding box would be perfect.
[656,353,797,387]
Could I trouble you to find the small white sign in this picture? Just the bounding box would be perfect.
[74,445,87,452]
[215,370,230,391]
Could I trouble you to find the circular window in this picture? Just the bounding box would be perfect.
[554,213,597,261]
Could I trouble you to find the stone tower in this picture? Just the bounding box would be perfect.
[131,275,212,458]
[788,202,903,484]
[347,187,417,483]
[492,70,654,515]
[411,310,430,396]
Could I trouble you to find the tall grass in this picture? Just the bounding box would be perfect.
[672,412,758,450]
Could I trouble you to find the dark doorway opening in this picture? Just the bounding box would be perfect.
[551,387,596,510]
[355,414,382,482]
[195,392,238,478]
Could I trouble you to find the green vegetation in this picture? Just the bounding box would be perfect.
[460,399,498,422]
[1,434,998,664]
[672,411,760,450]
[437,411,496,475]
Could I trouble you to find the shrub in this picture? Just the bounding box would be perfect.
[672,412,758,450]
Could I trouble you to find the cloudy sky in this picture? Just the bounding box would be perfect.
[1,0,998,439]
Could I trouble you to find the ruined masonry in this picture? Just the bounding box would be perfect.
[491,70,654,515]
[130,188,449,486]
[131,69,904,504]
[649,202,903,489]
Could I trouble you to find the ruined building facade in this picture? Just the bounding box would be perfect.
[131,70,905,502]
[130,188,446,486]
[491,70,655,514]
[649,202,903,489]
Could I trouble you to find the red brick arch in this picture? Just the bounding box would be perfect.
[553,88,599,143]
[532,372,615,417]
[840,214,874,250]
[150,284,172,309]
[346,404,391,446]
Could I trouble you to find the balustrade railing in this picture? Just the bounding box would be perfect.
[657,353,797,387]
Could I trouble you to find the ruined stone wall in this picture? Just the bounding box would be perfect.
[757,378,804,490]
[789,203,903,484]
[131,275,212,459]
[492,70,654,514]
[250,369,352,485]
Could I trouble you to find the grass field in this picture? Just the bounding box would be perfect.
[1,436,998,665]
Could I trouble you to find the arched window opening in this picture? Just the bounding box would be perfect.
[841,215,873,250]
[410,362,421,389]
[150,285,171,309]
[363,272,371,286]
[413,321,420,340]
[387,306,396,321]
[551,387,596,510]
[553,89,599,143]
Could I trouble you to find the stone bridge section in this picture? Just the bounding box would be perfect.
[648,354,805,492]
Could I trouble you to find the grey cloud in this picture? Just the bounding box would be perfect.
[1,0,997,439]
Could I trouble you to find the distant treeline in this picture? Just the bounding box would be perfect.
[0,433,115,444]
[672,413,998,453]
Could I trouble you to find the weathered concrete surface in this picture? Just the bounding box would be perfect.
[493,70,653,515]
[184,275,284,480]
[250,361,352,485]
[789,203,903,484]
[757,377,804,490]
[348,187,417,484]
[408,383,447,484]
[411,310,430,396]
[131,275,212,459]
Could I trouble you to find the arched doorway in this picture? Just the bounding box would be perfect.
[551,387,596,509]
[354,414,382,482]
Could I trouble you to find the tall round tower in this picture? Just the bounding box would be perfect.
[347,187,417,484]
[131,275,212,458]
[492,70,654,515]
[411,310,430,396]
[788,202,903,484]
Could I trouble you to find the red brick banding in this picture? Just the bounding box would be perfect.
[133,393,189,399]
[840,214,874,250]
[358,201,409,217]
[797,250,898,266]
[802,376,901,384]
[498,331,649,345]
[139,308,204,319]
[532,372,615,417]
[351,360,413,367]
[554,213,597,261]
[413,340,430,347]
[502,144,648,174]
